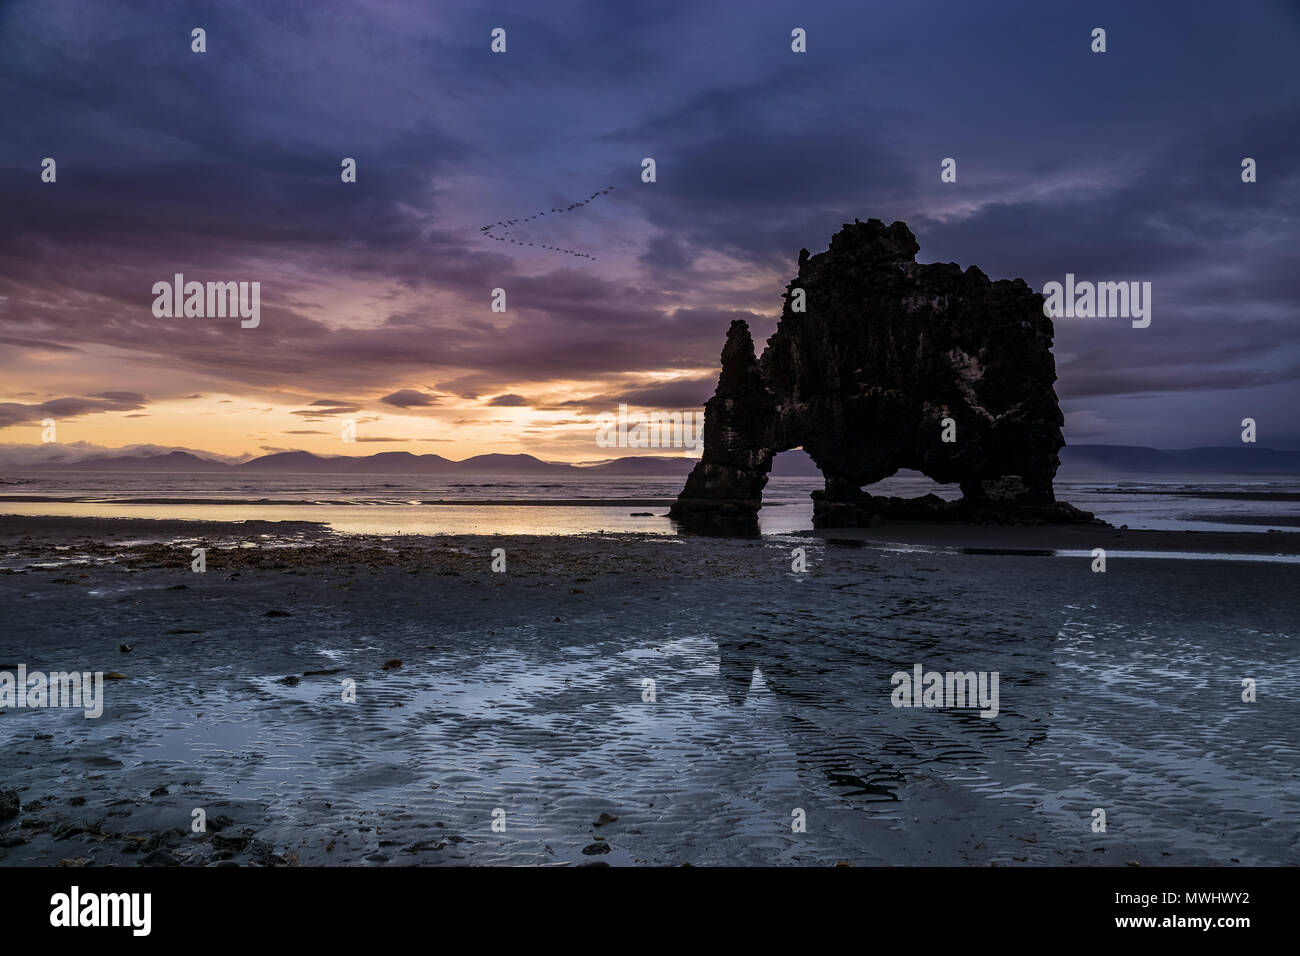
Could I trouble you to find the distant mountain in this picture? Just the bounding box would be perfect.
[586,455,698,476]
[236,451,328,472]
[29,450,234,472]
[9,448,700,476]
[238,451,458,474]
[454,454,574,475]
[10,445,1296,477]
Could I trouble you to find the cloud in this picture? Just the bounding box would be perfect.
[1,0,1296,450]
[291,406,360,417]
[0,392,148,429]
[547,376,715,413]
[0,335,78,352]
[381,389,440,408]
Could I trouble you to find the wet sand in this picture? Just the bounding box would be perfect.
[1,515,1297,866]
[809,521,1300,556]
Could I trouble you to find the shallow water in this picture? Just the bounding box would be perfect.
[2,538,1296,866]
[2,471,1298,535]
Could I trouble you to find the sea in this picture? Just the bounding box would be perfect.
[0,469,1297,535]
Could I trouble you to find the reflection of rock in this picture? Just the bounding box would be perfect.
[717,638,760,705]
[711,568,1063,805]
[671,219,1100,532]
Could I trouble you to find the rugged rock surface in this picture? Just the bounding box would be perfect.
[671,218,1099,532]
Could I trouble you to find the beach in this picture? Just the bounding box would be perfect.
[2,514,1297,866]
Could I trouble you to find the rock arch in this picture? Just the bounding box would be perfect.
[670,219,1096,533]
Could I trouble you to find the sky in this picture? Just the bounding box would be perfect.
[1,0,1298,465]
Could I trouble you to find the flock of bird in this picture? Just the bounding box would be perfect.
[479,186,615,260]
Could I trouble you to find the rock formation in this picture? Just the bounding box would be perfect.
[670,218,1098,533]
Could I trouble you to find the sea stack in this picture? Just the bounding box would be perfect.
[670,218,1099,533]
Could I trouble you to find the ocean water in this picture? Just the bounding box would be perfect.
[0,470,1297,535]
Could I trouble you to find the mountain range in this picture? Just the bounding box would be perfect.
[3,445,1298,476]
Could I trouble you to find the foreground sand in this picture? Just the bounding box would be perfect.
[1,515,1297,866]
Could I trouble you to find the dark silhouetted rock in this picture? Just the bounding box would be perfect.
[671,219,1100,531]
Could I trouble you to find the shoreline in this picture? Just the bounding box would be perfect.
[3,513,1298,558]
[0,496,683,507]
